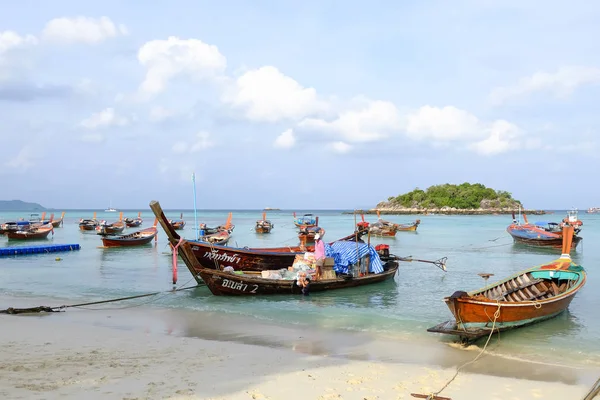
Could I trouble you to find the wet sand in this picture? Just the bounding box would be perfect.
[0,298,596,400]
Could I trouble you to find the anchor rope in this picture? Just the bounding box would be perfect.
[426,302,502,399]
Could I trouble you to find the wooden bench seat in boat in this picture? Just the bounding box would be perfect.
[475,272,573,302]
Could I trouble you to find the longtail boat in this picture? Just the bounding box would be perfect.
[428,225,586,343]
[293,212,318,229]
[0,220,31,234]
[357,212,420,236]
[96,212,126,235]
[124,212,143,228]
[199,212,235,235]
[298,226,323,246]
[79,212,99,231]
[6,223,54,240]
[199,230,230,246]
[507,209,582,249]
[150,200,365,272]
[169,213,185,230]
[197,259,399,296]
[51,212,65,228]
[255,212,273,233]
[101,219,158,247]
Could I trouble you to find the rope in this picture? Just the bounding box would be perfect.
[427,303,502,399]
[583,376,600,400]
[1,279,201,314]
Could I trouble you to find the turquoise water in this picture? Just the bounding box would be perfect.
[1,208,599,368]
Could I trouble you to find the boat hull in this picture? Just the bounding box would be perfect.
[198,264,398,296]
[101,228,157,247]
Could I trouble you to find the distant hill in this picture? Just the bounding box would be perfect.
[0,200,46,211]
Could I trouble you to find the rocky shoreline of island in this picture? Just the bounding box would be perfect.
[346,207,547,215]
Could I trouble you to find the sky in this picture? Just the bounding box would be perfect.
[1,0,599,210]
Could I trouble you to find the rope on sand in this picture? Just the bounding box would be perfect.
[583,376,600,400]
[412,303,502,400]
[0,279,201,314]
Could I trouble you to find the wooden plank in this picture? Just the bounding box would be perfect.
[529,284,542,296]
[411,394,452,400]
[550,282,560,296]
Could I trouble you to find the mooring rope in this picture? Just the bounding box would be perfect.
[583,376,600,400]
[0,278,201,314]
[424,303,502,399]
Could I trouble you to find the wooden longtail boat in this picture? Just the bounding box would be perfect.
[298,226,324,246]
[79,212,99,231]
[124,212,143,228]
[293,212,318,229]
[507,210,582,249]
[428,225,586,343]
[255,212,273,233]
[197,261,399,296]
[200,212,235,235]
[0,220,31,234]
[96,212,126,235]
[101,219,158,247]
[150,200,365,272]
[199,230,230,246]
[169,213,185,230]
[51,212,65,228]
[6,223,54,240]
[357,212,420,236]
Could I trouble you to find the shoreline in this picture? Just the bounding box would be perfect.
[347,209,548,215]
[0,294,597,399]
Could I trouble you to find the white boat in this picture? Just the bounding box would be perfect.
[586,207,600,214]
[105,208,117,212]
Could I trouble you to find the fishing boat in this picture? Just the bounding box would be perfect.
[150,200,365,272]
[255,212,274,233]
[0,220,32,234]
[101,220,158,247]
[124,212,143,228]
[427,225,586,343]
[357,212,420,236]
[198,255,400,296]
[96,212,126,235]
[199,212,235,235]
[298,226,323,246]
[507,209,582,249]
[199,230,230,245]
[169,213,186,230]
[51,212,65,228]
[586,207,600,214]
[6,223,54,240]
[293,212,318,229]
[79,212,100,231]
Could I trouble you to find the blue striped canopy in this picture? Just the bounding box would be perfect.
[324,241,384,274]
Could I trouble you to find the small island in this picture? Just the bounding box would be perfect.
[352,183,546,215]
[0,200,47,211]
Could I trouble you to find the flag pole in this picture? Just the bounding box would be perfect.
[192,172,199,240]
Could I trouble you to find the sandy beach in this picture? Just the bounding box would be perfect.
[0,303,594,400]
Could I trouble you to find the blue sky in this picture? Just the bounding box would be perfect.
[1,1,599,210]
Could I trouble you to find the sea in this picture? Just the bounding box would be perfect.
[1,208,599,375]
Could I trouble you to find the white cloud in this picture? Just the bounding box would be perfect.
[0,31,37,54]
[138,36,226,96]
[172,131,214,154]
[468,120,521,155]
[221,66,326,122]
[273,128,296,149]
[300,100,402,143]
[42,16,128,44]
[406,105,480,140]
[5,146,36,170]
[489,66,600,104]
[149,106,175,122]
[330,141,352,153]
[80,108,129,129]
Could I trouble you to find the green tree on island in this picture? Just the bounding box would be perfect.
[387,183,522,209]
